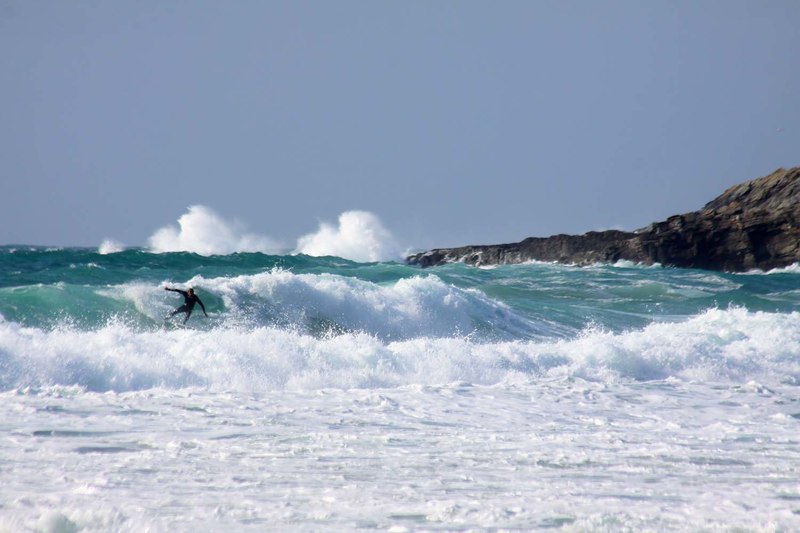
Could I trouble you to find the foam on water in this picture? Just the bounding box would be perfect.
[747,262,800,275]
[3,249,800,531]
[3,376,799,531]
[1,307,798,393]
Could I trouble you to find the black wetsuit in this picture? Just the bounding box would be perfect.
[166,288,207,324]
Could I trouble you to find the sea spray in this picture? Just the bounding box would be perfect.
[147,205,282,255]
[143,206,403,262]
[294,210,404,262]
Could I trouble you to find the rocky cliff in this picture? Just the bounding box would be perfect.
[407,167,800,272]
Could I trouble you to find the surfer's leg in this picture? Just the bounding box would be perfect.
[167,304,189,321]
[182,309,192,324]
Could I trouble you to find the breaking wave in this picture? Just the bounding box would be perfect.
[141,206,402,262]
[147,205,281,256]
[1,307,798,393]
[294,210,403,262]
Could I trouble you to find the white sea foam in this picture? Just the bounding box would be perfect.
[609,259,663,269]
[743,262,800,275]
[2,299,800,531]
[294,210,403,262]
[3,376,799,531]
[144,206,402,262]
[147,205,281,256]
[1,307,797,393]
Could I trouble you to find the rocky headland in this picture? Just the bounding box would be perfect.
[407,167,800,272]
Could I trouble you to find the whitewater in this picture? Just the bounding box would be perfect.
[1,244,800,531]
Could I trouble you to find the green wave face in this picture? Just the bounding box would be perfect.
[1,247,799,335]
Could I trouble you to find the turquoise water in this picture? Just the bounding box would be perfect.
[1,245,799,390]
[2,246,798,334]
[2,246,800,530]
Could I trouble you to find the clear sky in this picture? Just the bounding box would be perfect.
[2,1,798,253]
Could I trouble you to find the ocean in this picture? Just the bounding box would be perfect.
[1,245,799,531]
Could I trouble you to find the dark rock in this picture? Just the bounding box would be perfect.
[407,167,800,272]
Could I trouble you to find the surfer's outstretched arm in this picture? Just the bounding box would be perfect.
[164,287,188,297]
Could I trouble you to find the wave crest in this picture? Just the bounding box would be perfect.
[147,205,280,256]
[142,206,402,263]
[294,211,403,262]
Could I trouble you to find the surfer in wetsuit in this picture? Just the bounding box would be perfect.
[164,286,208,324]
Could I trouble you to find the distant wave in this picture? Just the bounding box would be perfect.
[294,211,403,263]
[142,205,402,262]
[98,239,125,255]
[147,205,282,256]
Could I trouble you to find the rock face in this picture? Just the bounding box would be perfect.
[407,167,800,272]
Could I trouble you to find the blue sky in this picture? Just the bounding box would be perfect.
[1,1,798,251]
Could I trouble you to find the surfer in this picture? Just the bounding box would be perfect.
[164,286,208,324]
